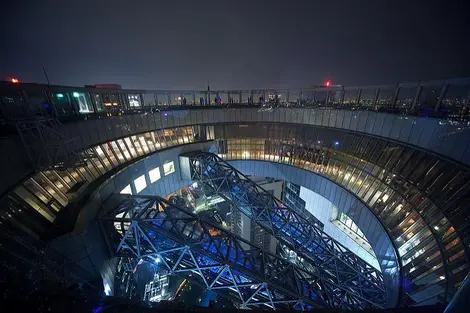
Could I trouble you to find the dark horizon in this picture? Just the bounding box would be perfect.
[1,0,469,90]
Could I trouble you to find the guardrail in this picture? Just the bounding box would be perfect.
[1,77,469,124]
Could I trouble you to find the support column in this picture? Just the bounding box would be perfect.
[435,83,448,113]
[373,87,380,107]
[356,89,362,105]
[392,85,400,108]
[411,86,423,111]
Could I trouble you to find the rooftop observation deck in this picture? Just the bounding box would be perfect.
[1,77,469,124]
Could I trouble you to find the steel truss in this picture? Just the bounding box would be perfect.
[181,152,387,309]
[100,195,346,310]
[15,118,95,170]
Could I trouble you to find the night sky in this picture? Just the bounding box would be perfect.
[1,0,469,90]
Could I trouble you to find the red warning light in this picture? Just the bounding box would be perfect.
[325,81,331,87]
[10,78,19,84]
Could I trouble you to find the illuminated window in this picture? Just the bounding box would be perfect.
[128,94,141,107]
[134,175,147,193]
[95,146,105,157]
[120,185,132,195]
[163,161,175,176]
[149,167,161,183]
[72,92,94,113]
[338,212,367,240]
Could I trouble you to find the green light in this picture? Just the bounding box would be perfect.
[72,92,80,98]
[56,93,64,99]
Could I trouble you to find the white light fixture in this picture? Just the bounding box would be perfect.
[149,167,161,183]
[134,175,147,193]
[104,282,112,296]
[120,185,132,195]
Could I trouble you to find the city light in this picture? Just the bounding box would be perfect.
[72,92,80,98]
[10,77,19,84]
[56,93,64,99]
[325,81,331,87]
[104,282,112,296]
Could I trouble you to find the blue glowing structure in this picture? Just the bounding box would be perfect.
[101,195,332,310]
[180,152,387,309]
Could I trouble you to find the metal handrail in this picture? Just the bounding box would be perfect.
[1,77,469,122]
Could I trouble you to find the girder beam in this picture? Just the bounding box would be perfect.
[100,195,336,310]
[14,118,95,170]
[180,152,387,309]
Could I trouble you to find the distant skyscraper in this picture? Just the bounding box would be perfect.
[144,272,170,303]
[230,177,281,254]
[283,182,324,230]
[250,222,273,252]
[251,178,282,253]
[230,204,243,237]
[284,182,306,215]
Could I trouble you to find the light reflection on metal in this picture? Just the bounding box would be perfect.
[101,195,333,310]
[182,152,387,309]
